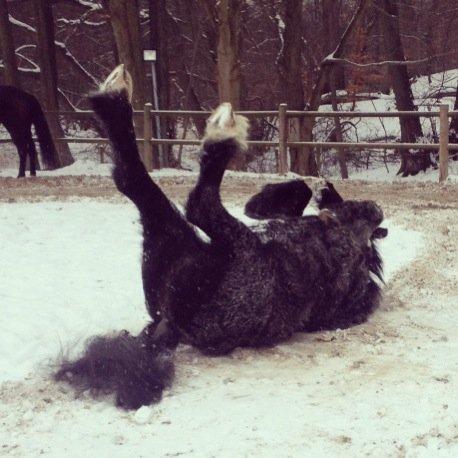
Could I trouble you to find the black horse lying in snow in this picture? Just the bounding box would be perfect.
[0,85,56,177]
[56,67,387,409]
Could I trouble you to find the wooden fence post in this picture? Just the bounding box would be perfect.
[278,103,288,174]
[439,104,449,183]
[143,102,154,171]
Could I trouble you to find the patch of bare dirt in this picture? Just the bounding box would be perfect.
[1,174,457,210]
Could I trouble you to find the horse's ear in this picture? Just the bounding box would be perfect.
[371,227,388,239]
[317,182,344,209]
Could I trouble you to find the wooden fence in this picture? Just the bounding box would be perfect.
[1,103,457,182]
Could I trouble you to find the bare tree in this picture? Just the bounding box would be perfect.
[378,0,433,176]
[321,0,345,90]
[34,0,74,168]
[104,0,149,109]
[148,0,175,167]
[277,0,318,176]
[206,0,245,170]
[301,0,371,177]
[323,0,348,178]
[214,0,242,109]
[450,82,458,158]
[0,0,20,86]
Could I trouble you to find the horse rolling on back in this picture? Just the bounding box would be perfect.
[55,66,388,410]
[0,85,56,177]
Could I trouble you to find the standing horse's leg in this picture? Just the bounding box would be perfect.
[3,124,26,178]
[11,128,37,178]
[14,137,28,178]
[17,153,26,178]
[24,129,38,176]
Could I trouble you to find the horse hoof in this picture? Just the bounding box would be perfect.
[100,64,133,102]
[203,103,249,150]
[207,103,236,130]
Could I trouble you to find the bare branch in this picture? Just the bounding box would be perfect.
[325,50,458,68]
[8,14,99,86]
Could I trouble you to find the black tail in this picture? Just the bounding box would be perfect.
[55,322,176,410]
[32,102,57,170]
[55,89,191,409]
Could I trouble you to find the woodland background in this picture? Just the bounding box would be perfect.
[0,0,457,176]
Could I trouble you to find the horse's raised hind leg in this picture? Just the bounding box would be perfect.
[92,65,210,326]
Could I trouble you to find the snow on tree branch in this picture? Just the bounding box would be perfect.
[69,0,103,11]
[324,51,458,68]
[8,14,100,86]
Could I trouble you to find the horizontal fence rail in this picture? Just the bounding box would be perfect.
[1,104,456,182]
[287,110,458,118]
[2,138,457,149]
[288,141,458,150]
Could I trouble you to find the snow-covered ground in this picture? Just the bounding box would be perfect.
[317,69,458,142]
[344,161,458,183]
[0,69,456,456]
[1,198,456,457]
[0,156,457,184]
[0,201,419,382]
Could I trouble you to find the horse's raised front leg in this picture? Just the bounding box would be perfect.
[185,103,259,249]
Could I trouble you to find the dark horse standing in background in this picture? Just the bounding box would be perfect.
[0,85,56,177]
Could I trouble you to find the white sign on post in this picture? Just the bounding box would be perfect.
[143,50,157,62]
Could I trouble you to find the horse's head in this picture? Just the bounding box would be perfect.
[317,182,388,244]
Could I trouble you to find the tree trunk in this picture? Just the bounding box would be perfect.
[378,0,433,176]
[323,0,347,178]
[330,68,348,178]
[106,0,149,110]
[34,0,74,168]
[449,84,458,142]
[0,0,20,87]
[215,0,245,170]
[322,0,345,90]
[278,0,318,176]
[188,86,206,137]
[299,0,370,177]
[450,83,458,160]
[148,0,175,168]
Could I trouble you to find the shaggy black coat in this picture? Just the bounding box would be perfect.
[0,85,56,177]
[56,89,387,410]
